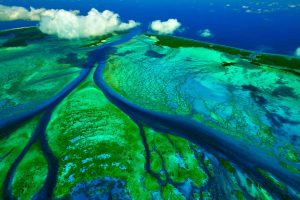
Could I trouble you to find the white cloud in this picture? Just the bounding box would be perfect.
[0,4,79,21]
[150,19,181,35]
[295,47,300,57]
[0,4,139,39]
[39,9,139,39]
[198,29,213,38]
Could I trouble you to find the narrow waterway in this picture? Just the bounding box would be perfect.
[2,28,142,200]
[93,43,300,199]
[2,28,299,199]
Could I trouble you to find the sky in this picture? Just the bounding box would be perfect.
[0,0,300,55]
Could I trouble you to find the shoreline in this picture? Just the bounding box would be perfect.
[1,26,299,62]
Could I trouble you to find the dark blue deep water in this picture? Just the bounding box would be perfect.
[1,0,300,55]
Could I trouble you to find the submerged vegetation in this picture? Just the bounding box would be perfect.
[0,27,299,199]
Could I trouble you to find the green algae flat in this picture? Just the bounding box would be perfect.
[0,27,299,199]
[0,116,41,198]
[12,143,48,200]
[46,69,145,198]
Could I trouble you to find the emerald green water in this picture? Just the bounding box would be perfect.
[0,27,299,199]
[104,34,300,172]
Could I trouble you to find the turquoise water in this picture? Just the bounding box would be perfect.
[0,1,300,200]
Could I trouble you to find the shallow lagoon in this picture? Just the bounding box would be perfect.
[0,27,299,199]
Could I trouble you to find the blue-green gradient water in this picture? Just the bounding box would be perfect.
[1,0,300,55]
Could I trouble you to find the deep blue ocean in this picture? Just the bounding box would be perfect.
[1,0,300,55]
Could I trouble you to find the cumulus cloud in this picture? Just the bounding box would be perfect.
[295,47,300,57]
[198,29,213,38]
[0,4,139,39]
[0,4,79,21]
[39,9,139,39]
[150,19,181,35]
